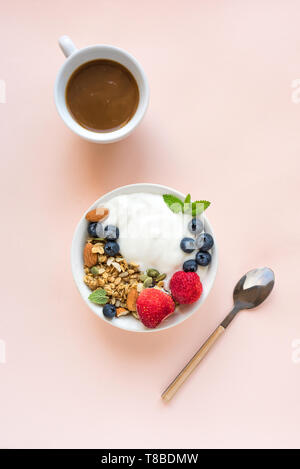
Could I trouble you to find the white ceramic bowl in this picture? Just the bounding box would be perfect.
[71,183,218,332]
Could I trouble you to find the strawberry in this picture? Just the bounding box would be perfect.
[170,271,202,304]
[136,288,175,328]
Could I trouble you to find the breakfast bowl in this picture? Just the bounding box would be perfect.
[71,183,218,332]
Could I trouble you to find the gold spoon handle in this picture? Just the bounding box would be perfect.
[161,325,225,402]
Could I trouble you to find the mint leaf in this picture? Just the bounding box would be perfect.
[163,194,184,213]
[183,204,192,214]
[184,193,191,204]
[183,194,192,213]
[88,288,109,305]
[163,194,211,216]
[192,200,211,216]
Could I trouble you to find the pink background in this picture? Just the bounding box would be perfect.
[0,0,299,449]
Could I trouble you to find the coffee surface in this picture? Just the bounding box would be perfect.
[66,59,139,132]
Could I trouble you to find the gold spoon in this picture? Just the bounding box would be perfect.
[161,267,275,402]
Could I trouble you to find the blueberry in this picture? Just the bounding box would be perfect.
[88,222,104,238]
[180,237,195,253]
[88,222,97,237]
[188,218,203,235]
[195,233,214,251]
[195,251,211,266]
[104,241,120,256]
[103,304,116,319]
[104,225,119,240]
[183,259,198,272]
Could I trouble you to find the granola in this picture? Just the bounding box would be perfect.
[83,236,166,321]
[84,237,143,318]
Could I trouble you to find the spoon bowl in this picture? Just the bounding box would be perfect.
[233,267,275,310]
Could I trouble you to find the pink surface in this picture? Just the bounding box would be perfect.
[0,0,299,449]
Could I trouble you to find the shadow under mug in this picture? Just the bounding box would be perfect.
[54,35,150,144]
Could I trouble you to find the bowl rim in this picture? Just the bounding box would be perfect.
[71,183,218,333]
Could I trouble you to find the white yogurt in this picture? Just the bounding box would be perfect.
[104,193,192,275]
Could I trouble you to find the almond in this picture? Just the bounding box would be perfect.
[85,206,109,223]
[83,243,98,267]
[126,287,139,311]
[116,307,130,317]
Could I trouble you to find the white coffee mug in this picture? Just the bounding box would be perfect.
[54,36,150,143]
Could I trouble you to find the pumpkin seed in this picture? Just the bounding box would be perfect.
[139,273,148,281]
[147,268,160,278]
[156,273,166,282]
[143,277,153,288]
[90,266,100,275]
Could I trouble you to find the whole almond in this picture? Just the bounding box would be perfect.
[126,287,139,311]
[83,243,98,267]
[85,206,109,223]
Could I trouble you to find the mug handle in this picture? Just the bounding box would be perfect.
[58,35,77,58]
